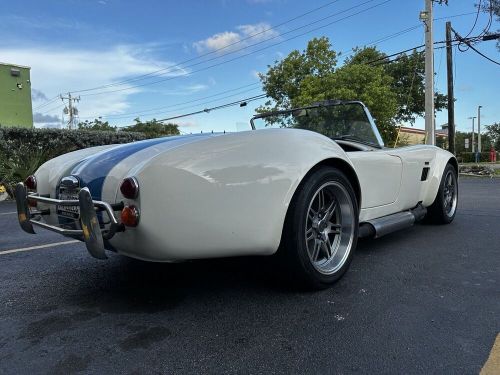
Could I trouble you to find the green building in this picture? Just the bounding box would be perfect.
[0,62,33,128]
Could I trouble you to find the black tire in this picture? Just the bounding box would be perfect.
[279,167,359,290]
[426,163,458,224]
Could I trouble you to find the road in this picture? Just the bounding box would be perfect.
[0,177,499,374]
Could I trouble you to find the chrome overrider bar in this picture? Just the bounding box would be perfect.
[15,183,123,259]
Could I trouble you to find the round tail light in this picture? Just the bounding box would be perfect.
[120,177,139,199]
[25,175,37,190]
[121,205,140,227]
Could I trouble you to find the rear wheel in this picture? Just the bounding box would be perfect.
[426,163,458,224]
[280,167,358,289]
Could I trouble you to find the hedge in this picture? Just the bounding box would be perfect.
[458,152,498,163]
[0,127,147,155]
[0,127,148,196]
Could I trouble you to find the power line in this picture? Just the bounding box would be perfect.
[77,0,393,97]
[463,0,482,39]
[111,39,484,127]
[458,36,500,66]
[78,15,472,121]
[83,85,263,121]
[33,95,59,111]
[32,0,395,119]
[121,94,267,125]
[70,0,345,94]
[453,26,500,66]
[84,8,476,97]
[31,9,478,111]
[339,11,478,59]
[79,82,261,120]
[37,103,65,115]
[82,13,478,121]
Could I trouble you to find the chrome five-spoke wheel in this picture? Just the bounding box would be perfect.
[443,169,457,218]
[280,167,359,289]
[305,182,355,275]
[427,163,458,224]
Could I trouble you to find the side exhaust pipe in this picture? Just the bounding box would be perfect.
[359,204,427,239]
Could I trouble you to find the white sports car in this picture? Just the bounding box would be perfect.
[16,100,458,288]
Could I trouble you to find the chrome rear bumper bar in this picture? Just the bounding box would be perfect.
[15,183,123,259]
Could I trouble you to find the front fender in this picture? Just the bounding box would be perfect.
[421,148,457,207]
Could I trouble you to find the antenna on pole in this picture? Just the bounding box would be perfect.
[60,92,81,129]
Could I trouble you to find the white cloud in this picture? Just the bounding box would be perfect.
[0,45,188,123]
[193,22,279,54]
[159,83,209,96]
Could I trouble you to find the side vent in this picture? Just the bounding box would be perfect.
[421,167,430,181]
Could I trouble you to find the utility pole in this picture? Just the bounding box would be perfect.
[60,92,80,130]
[468,116,476,153]
[420,0,435,145]
[446,21,455,154]
[478,105,482,154]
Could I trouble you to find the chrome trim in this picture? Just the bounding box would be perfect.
[60,175,80,189]
[25,194,119,226]
[15,183,35,234]
[15,182,123,259]
[79,188,107,259]
[30,220,83,236]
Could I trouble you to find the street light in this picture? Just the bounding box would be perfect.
[468,116,476,153]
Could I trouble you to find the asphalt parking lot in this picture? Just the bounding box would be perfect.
[0,177,499,374]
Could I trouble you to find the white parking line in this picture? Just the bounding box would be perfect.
[0,211,17,216]
[0,240,80,255]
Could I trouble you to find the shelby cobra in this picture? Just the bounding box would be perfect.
[15,100,458,288]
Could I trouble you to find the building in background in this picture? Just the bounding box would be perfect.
[398,125,448,147]
[0,62,33,128]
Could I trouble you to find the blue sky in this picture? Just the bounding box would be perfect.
[1,0,498,135]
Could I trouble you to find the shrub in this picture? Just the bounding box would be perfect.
[0,127,148,197]
[458,152,497,163]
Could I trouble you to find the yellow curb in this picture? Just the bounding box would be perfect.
[481,334,500,375]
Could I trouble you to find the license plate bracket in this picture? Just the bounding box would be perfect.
[57,191,80,219]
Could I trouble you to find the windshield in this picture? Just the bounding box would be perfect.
[251,101,383,148]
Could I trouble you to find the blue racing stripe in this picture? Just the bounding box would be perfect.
[70,134,212,200]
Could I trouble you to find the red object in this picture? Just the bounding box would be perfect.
[121,205,140,227]
[25,175,37,190]
[490,147,497,163]
[120,177,139,199]
[28,198,37,208]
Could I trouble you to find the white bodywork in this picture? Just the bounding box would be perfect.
[32,127,456,262]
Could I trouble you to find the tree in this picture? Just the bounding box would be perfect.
[258,37,447,144]
[344,47,447,124]
[298,63,398,142]
[259,37,337,112]
[125,118,180,138]
[78,118,116,131]
[259,37,398,143]
[486,122,500,150]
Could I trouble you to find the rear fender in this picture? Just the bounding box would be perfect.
[108,129,355,260]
